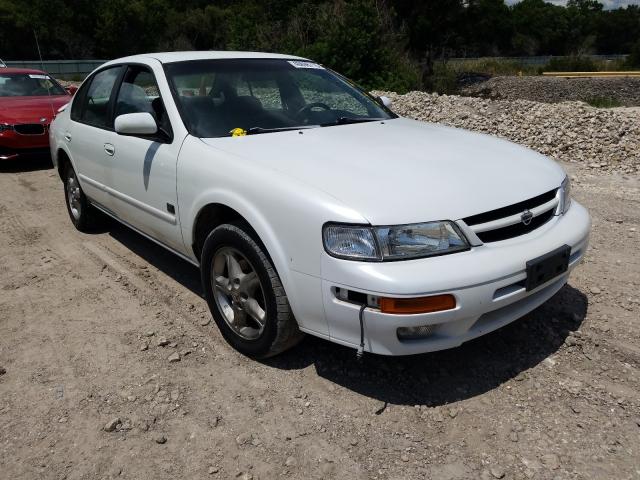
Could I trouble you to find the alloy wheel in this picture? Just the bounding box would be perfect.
[212,247,267,340]
[67,171,82,220]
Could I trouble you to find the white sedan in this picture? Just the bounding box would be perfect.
[50,51,591,358]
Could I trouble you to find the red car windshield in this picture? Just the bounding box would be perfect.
[0,73,66,97]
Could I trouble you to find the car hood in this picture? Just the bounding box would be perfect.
[202,117,565,225]
[0,95,70,124]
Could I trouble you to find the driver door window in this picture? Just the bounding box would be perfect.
[80,67,121,128]
[115,67,172,139]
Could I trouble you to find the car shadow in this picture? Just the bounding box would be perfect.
[0,154,53,173]
[103,219,202,294]
[98,221,587,407]
[266,284,588,407]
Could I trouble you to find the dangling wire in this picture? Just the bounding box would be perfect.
[357,304,366,360]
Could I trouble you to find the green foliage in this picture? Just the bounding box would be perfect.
[449,58,538,76]
[510,0,570,55]
[545,55,597,72]
[0,0,639,94]
[585,96,622,108]
[624,41,640,68]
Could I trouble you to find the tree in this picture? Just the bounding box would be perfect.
[391,0,465,84]
[511,0,570,55]
[464,0,514,57]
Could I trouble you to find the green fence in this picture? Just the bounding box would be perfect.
[4,60,107,76]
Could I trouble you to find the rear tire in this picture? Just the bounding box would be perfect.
[63,164,102,232]
[200,222,303,358]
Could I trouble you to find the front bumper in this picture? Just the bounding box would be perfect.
[0,128,50,160]
[320,201,591,355]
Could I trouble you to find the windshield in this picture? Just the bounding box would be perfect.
[165,59,395,138]
[0,72,67,97]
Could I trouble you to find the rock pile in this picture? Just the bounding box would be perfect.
[460,76,640,107]
[376,90,640,174]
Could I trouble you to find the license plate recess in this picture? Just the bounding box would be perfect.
[525,245,570,291]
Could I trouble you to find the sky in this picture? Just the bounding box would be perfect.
[505,0,640,7]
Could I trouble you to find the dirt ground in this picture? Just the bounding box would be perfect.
[0,154,638,480]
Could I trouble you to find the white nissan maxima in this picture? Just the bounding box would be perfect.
[50,51,591,358]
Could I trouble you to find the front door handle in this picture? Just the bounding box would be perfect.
[104,143,115,156]
[64,133,72,142]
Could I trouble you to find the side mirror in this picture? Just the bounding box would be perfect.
[378,95,392,109]
[115,112,158,136]
[65,85,78,96]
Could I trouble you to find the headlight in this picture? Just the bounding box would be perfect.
[376,222,469,260]
[323,225,379,260]
[0,123,13,133]
[323,221,469,261]
[560,175,571,214]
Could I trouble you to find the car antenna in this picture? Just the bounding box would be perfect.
[33,29,56,121]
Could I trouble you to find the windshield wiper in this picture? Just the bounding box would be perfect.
[243,125,317,135]
[321,117,385,127]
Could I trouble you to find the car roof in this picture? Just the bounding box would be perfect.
[102,51,309,67]
[0,67,49,75]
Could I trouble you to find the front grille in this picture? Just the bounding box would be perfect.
[14,123,46,135]
[464,189,556,226]
[476,209,554,242]
[463,189,558,243]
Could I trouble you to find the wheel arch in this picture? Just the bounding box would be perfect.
[56,148,70,179]
[190,201,290,291]
[192,203,249,260]
[55,147,78,181]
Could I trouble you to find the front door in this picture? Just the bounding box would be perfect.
[106,65,185,253]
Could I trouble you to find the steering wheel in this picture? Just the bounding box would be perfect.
[296,102,331,119]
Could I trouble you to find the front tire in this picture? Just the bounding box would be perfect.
[63,165,102,232]
[200,223,303,358]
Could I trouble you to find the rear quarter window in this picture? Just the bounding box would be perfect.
[70,79,91,121]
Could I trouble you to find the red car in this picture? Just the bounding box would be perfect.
[0,68,72,160]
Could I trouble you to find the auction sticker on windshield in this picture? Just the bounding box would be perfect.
[288,60,324,69]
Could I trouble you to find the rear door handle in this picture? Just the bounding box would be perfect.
[104,143,115,156]
[64,133,72,142]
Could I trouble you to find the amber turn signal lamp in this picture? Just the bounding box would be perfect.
[380,294,456,314]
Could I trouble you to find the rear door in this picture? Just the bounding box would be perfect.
[106,64,185,253]
[67,65,123,208]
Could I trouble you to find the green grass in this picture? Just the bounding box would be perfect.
[447,58,539,76]
[543,56,627,73]
[423,56,631,95]
[585,96,623,108]
[426,58,539,95]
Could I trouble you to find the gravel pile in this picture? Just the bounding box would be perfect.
[377,90,640,174]
[460,76,640,106]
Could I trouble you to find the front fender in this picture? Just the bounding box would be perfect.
[186,187,292,282]
[177,136,366,335]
